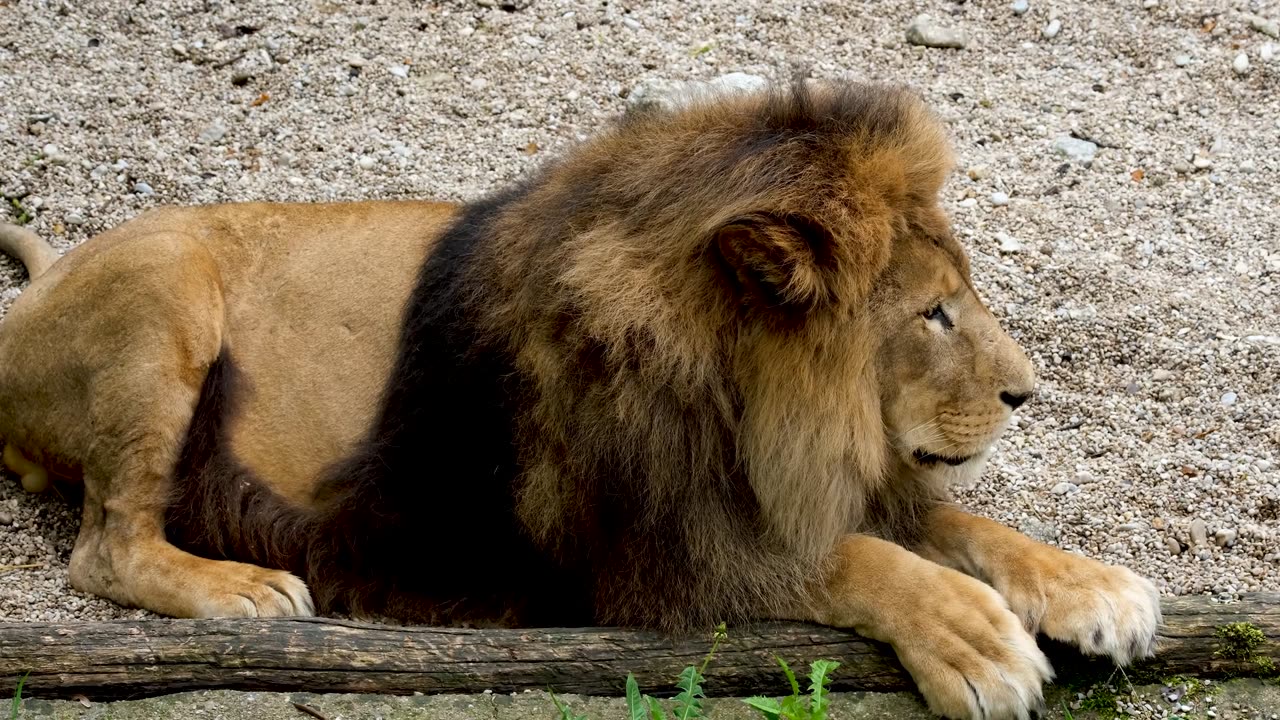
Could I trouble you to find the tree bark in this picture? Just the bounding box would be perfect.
[1,594,1275,700]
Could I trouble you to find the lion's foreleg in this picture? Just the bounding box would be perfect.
[784,534,1051,720]
[916,503,1161,664]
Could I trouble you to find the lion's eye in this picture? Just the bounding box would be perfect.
[923,304,952,330]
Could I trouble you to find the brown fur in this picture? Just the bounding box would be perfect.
[0,80,1161,719]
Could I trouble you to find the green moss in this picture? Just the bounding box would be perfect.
[1217,622,1266,661]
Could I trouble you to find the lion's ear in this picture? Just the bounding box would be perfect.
[714,213,836,309]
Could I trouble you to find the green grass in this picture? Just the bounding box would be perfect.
[550,624,844,720]
[10,672,29,720]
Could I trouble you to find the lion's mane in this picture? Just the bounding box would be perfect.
[169,80,955,631]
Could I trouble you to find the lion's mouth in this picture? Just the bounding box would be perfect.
[910,449,974,467]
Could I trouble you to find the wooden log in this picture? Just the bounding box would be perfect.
[0,594,1275,701]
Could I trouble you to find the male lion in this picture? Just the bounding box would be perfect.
[0,81,1158,719]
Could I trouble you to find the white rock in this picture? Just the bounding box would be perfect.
[133,181,155,195]
[1215,528,1238,547]
[1221,391,1237,406]
[1190,519,1209,546]
[1042,19,1062,39]
[388,64,409,78]
[1166,537,1183,555]
[357,155,377,170]
[996,232,1022,253]
[622,17,642,31]
[1262,43,1275,63]
[198,122,227,144]
[65,212,85,226]
[1174,54,1192,67]
[1054,136,1097,165]
[1249,15,1280,39]
[1010,0,1029,15]
[626,73,767,114]
[905,15,969,49]
[1051,481,1077,495]
[1075,470,1098,484]
[1152,369,1173,381]
[989,191,1010,206]
[1232,53,1250,76]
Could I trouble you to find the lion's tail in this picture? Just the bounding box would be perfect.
[0,224,60,280]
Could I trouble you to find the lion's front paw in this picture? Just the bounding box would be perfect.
[892,567,1054,720]
[998,552,1161,665]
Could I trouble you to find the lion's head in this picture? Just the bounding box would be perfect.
[872,228,1035,490]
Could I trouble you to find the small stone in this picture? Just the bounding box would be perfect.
[1262,43,1275,63]
[1174,54,1192,67]
[905,14,969,50]
[198,122,227,144]
[1196,548,1212,561]
[989,191,1010,206]
[1018,517,1060,543]
[133,181,155,195]
[344,54,367,68]
[1075,470,1097,485]
[0,511,11,526]
[1249,15,1280,39]
[1215,528,1238,547]
[1192,155,1212,170]
[1010,0,1029,15]
[996,232,1022,254]
[1142,0,1157,7]
[388,64,409,78]
[357,156,377,170]
[171,42,189,57]
[621,17,641,31]
[1190,519,1208,546]
[1172,160,1191,174]
[1221,391,1237,406]
[626,73,766,115]
[1152,517,1166,530]
[65,212,85,226]
[1042,19,1061,39]
[1054,136,1097,166]
[1051,481,1077,495]
[1152,369,1172,381]
[966,165,989,180]
[1232,53,1250,76]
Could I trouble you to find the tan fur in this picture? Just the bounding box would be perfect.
[0,200,453,616]
[0,81,1160,719]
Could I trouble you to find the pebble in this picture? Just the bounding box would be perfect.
[1141,0,1157,7]
[198,122,227,144]
[1232,53,1250,76]
[1018,517,1059,543]
[989,191,1010,206]
[1190,519,1209,546]
[621,17,642,31]
[1262,43,1275,63]
[1174,54,1192,67]
[356,156,377,170]
[1172,160,1192,174]
[966,165,989,180]
[133,181,155,195]
[0,511,10,526]
[1051,481,1077,495]
[1192,155,1212,170]
[1075,470,1097,484]
[1249,15,1280,39]
[1152,368,1172,381]
[65,212,85,226]
[1215,528,1238,548]
[905,15,969,50]
[996,232,1022,254]
[1010,0,1029,15]
[1053,136,1097,165]
[1166,537,1183,555]
[1221,391,1237,406]
[1042,19,1062,39]
[388,64,409,79]
[626,73,766,114]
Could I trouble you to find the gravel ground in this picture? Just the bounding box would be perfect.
[0,0,1277,628]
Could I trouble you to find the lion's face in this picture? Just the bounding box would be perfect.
[873,232,1035,487]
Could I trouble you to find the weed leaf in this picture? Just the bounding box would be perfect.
[742,696,782,720]
[807,660,840,720]
[625,674,650,720]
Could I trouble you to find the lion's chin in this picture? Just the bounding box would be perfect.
[907,446,993,489]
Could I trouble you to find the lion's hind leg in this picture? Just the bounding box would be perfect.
[3,443,50,493]
[8,229,314,619]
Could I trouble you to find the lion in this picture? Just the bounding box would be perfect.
[0,80,1159,719]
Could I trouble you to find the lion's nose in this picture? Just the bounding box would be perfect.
[999,391,1031,410]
